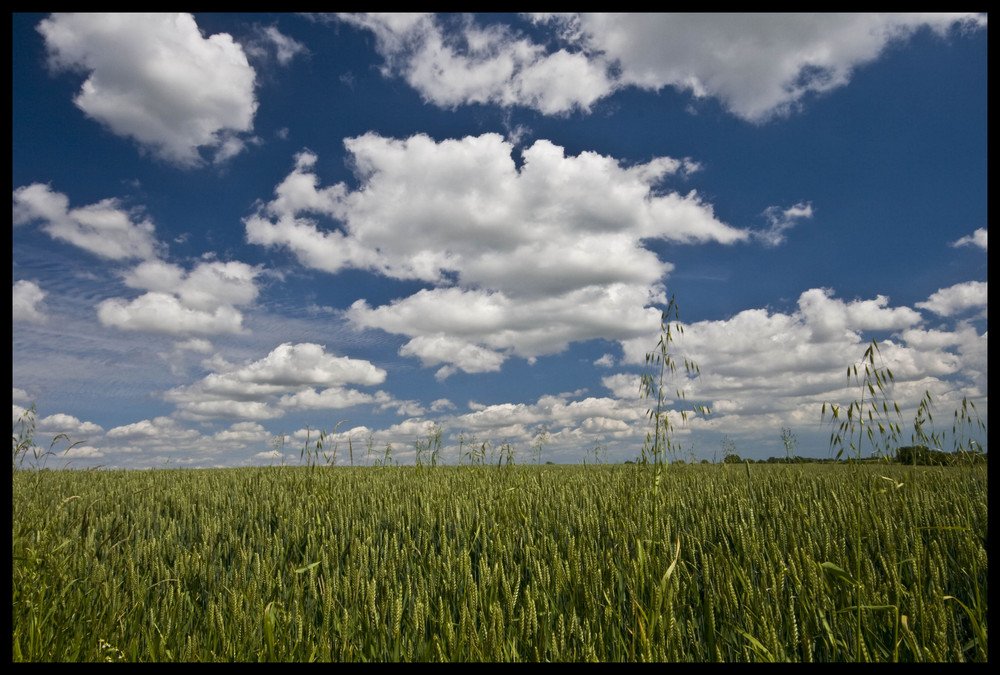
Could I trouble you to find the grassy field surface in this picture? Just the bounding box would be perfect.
[12,462,987,662]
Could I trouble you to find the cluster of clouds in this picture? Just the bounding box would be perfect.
[97,260,262,336]
[162,341,392,421]
[916,280,989,317]
[335,13,987,121]
[246,133,750,379]
[12,13,988,467]
[13,182,264,338]
[13,266,987,468]
[31,13,987,169]
[668,286,987,424]
[12,333,426,467]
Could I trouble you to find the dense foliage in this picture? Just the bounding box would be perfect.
[893,445,987,466]
[12,462,987,662]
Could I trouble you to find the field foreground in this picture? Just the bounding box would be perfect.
[12,463,987,662]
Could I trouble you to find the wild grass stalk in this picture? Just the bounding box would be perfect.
[638,295,710,554]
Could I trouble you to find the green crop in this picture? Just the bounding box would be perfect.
[12,462,986,662]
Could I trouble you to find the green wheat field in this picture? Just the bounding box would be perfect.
[12,460,987,662]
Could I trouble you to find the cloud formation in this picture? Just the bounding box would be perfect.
[248,133,746,376]
[950,227,987,250]
[163,342,389,420]
[245,24,309,66]
[36,412,104,437]
[754,202,814,247]
[37,13,258,167]
[12,280,48,323]
[13,183,161,260]
[97,260,262,336]
[337,13,614,115]
[12,182,270,338]
[610,285,985,442]
[915,281,989,317]
[339,13,986,122]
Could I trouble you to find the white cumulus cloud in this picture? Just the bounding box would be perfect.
[616,286,983,437]
[164,342,388,421]
[37,12,258,167]
[36,412,104,437]
[915,281,988,317]
[97,260,261,336]
[97,293,248,336]
[13,183,161,260]
[338,13,614,115]
[796,288,923,343]
[540,13,986,122]
[12,280,48,323]
[213,421,271,444]
[106,416,200,441]
[248,133,746,377]
[339,13,986,122]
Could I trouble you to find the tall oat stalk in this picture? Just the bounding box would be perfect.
[822,339,903,463]
[13,403,85,471]
[301,420,348,470]
[639,296,710,549]
[821,338,903,661]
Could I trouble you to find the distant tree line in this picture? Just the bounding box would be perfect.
[624,446,986,466]
[892,445,987,466]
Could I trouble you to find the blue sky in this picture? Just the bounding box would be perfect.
[12,13,988,468]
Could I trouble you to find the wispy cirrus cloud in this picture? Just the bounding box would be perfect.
[244,24,309,66]
[753,202,813,247]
